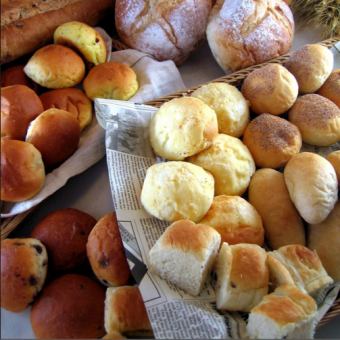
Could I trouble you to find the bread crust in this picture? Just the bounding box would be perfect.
[318,69,340,107]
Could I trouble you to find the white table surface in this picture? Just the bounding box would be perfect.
[2,24,339,339]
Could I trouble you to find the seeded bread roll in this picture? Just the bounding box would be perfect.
[1,238,47,312]
[318,69,340,107]
[326,150,340,182]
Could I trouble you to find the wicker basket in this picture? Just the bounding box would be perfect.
[1,36,339,329]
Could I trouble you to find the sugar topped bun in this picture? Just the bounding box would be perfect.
[318,69,340,107]
[149,97,218,160]
[141,161,214,222]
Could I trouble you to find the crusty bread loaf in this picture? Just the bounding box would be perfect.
[284,152,338,224]
[308,202,340,281]
[318,69,340,107]
[1,0,113,64]
[326,150,340,182]
[149,220,221,296]
[207,0,294,71]
[215,243,268,312]
[1,238,47,312]
[247,285,317,339]
[249,169,305,249]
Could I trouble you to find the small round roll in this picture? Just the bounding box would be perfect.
[1,65,36,89]
[26,108,80,168]
[1,139,45,202]
[1,238,48,312]
[318,69,340,107]
[285,44,334,93]
[326,150,340,183]
[31,208,97,271]
[24,44,85,88]
[243,114,302,168]
[249,169,305,249]
[1,85,44,140]
[54,21,107,65]
[141,161,214,222]
[284,152,338,224]
[188,134,255,196]
[200,195,264,246]
[83,61,138,100]
[31,274,105,339]
[288,94,340,146]
[191,82,249,137]
[40,88,93,130]
[149,97,218,160]
[241,63,298,115]
[87,213,131,286]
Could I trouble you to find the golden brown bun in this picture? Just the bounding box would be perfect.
[327,150,340,182]
[1,139,45,202]
[243,114,302,169]
[86,213,131,286]
[207,0,294,71]
[267,254,295,288]
[188,133,255,196]
[241,64,298,115]
[31,208,96,271]
[26,108,80,168]
[1,65,37,89]
[285,44,334,93]
[54,21,107,65]
[1,85,44,140]
[1,0,113,64]
[103,332,126,340]
[308,202,340,281]
[40,88,93,130]
[31,274,105,339]
[288,94,340,146]
[1,238,48,312]
[200,195,264,246]
[115,0,211,65]
[318,69,340,107]
[24,44,85,88]
[105,286,151,334]
[83,61,138,100]
[149,97,218,160]
[249,169,305,249]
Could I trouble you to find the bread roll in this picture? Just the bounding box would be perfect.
[83,61,138,100]
[149,97,218,160]
[31,208,96,271]
[243,114,302,169]
[31,274,105,339]
[1,0,113,64]
[141,161,214,222]
[40,88,93,130]
[285,44,334,93]
[207,0,294,72]
[54,21,107,65]
[1,139,45,202]
[1,65,36,89]
[288,94,340,146]
[215,243,268,312]
[24,44,85,88]
[270,245,333,294]
[326,150,340,182]
[105,286,151,334]
[191,82,249,137]
[308,202,340,281]
[249,169,305,249]
[200,195,264,246]
[115,0,211,65]
[86,213,131,286]
[247,285,317,339]
[103,332,126,340]
[241,64,298,115]
[1,85,43,140]
[26,108,80,168]
[318,69,340,107]
[188,133,255,196]
[149,219,221,296]
[267,254,295,288]
[284,152,338,224]
[1,238,47,312]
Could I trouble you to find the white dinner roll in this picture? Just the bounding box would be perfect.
[149,97,218,160]
[284,152,338,224]
[141,161,214,222]
[188,134,255,196]
[191,82,249,137]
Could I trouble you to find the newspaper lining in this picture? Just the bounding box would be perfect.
[95,98,340,339]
